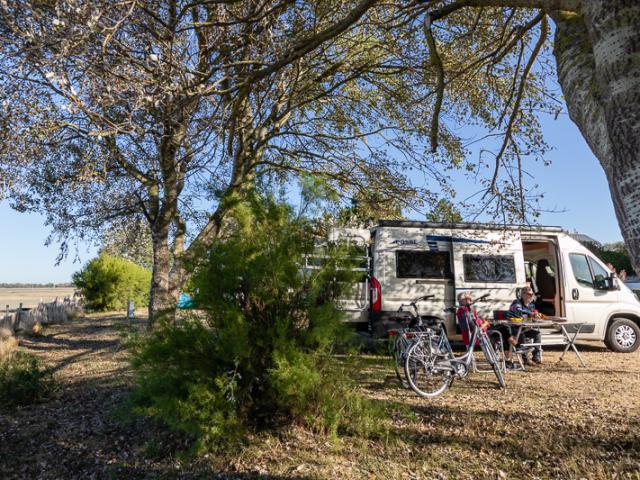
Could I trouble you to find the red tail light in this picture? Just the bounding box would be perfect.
[388,330,398,337]
[371,276,381,311]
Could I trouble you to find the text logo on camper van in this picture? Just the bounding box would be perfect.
[391,239,418,245]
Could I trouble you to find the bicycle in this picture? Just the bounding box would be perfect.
[387,294,449,387]
[403,297,506,398]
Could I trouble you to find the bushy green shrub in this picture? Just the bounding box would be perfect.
[0,352,54,408]
[73,254,152,311]
[129,196,385,452]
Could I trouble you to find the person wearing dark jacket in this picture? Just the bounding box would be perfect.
[509,286,542,365]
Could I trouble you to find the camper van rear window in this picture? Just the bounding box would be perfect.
[396,251,453,279]
[463,254,516,283]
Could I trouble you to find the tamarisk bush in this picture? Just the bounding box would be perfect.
[129,197,384,452]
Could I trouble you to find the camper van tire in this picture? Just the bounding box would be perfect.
[605,318,640,353]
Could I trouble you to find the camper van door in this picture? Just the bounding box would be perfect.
[328,228,371,324]
[560,236,619,336]
[449,229,525,317]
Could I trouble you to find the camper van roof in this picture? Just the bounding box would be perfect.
[375,220,564,233]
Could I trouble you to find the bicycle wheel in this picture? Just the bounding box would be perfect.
[388,333,409,388]
[488,331,506,367]
[480,334,506,389]
[404,339,452,398]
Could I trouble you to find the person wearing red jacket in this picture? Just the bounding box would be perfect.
[457,291,518,369]
[456,291,484,347]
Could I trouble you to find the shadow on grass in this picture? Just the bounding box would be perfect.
[543,342,609,353]
[0,374,279,480]
[20,334,122,373]
[22,334,120,351]
[391,401,640,470]
[2,368,636,480]
[106,464,318,480]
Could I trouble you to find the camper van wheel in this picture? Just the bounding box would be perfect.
[605,318,640,353]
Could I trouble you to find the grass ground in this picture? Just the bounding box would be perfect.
[0,313,639,479]
[0,287,76,309]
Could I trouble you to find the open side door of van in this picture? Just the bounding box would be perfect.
[448,229,526,318]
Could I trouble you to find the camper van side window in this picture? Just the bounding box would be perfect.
[396,251,453,279]
[588,257,610,281]
[462,255,516,283]
[569,254,594,287]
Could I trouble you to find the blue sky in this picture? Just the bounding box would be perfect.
[0,207,98,283]
[430,110,623,243]
[532,114,620,240]
[0,110,622,283]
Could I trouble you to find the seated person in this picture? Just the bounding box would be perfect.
[456,292,483,347]
[508,286,543,365]
[456,292,518,369]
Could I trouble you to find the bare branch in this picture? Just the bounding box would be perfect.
[424,12,445,153]
[426,0,580,21]
[488,13,548,192]
[251,0,378,81]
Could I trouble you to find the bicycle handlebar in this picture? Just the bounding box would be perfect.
[398,294,436,313]
[411,294,435,304]
[444,294,491,313]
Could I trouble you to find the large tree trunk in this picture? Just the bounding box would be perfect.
[552,2,640,270]
[149,168,253,327]
[148,230,177,328]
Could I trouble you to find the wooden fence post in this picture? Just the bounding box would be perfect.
[127,300,135,325]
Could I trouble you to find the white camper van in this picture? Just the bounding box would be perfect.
[334,221,640,353]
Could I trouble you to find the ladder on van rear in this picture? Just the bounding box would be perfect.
[303,231,371,324]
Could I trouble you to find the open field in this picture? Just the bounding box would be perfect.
[0,287,76,310]
[1,313,639,479]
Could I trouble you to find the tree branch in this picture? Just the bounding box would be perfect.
[488,13,548,192]
[426,0,581,21]
[424,12,445,153]
[251,0,378,81]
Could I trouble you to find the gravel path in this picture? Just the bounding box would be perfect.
[0,315,202,480]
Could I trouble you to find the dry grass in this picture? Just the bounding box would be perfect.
[0,328,18,360]
[219,347,640,480]
[0,287,76,310]
[1,314,639,479]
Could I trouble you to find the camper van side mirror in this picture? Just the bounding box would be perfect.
[609,273,621,290]
[594,273,619,291]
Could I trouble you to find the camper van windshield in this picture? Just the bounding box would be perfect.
[463,254,516,283]
[396,251,453,279]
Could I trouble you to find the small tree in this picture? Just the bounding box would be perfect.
[73,254,152,311]
[129,196,383,452]
[99,218,154,270]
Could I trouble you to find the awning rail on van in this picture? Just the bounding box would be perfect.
[376,220,563,232]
